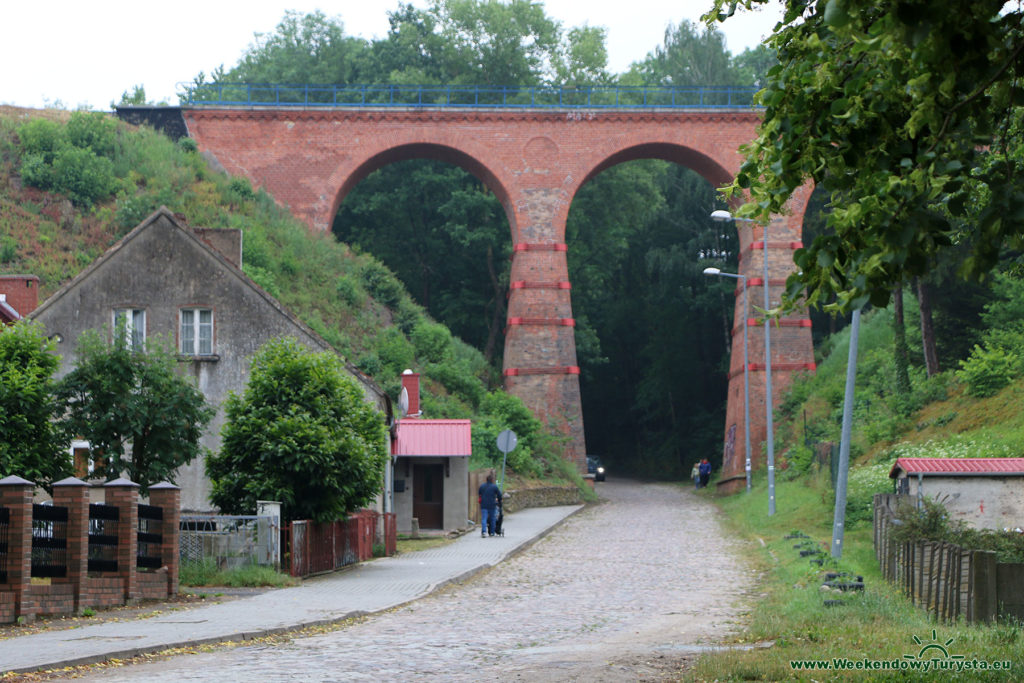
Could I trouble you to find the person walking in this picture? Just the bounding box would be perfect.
[698,458,712,489]
[478,473,502,537]
[691,462,700,490]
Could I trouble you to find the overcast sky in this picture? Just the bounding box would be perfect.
[1,1,782,110]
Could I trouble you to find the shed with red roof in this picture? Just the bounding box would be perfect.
[390,371,471,534]
[889,457,1024,529]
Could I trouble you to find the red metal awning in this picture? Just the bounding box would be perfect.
[889,457,1024,478]
[393,418,472,457]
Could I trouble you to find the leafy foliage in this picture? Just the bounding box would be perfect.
[707,0,1024,312]
[17,112,120,207]
[208,338,388,522]
[0,321,68,486]
[55,326,213,491]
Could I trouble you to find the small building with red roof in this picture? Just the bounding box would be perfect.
[889,457,1024,529]
[391,370,471,534]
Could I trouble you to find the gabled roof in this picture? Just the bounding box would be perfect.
[29,206,387,407]
[393,418,472,457]
[889,457,1024,478]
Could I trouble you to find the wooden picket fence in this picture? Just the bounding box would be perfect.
[873,493,1024,623]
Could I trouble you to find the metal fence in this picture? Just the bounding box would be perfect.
[180,83,761,110]
[31,503,67,578]
[180,515,280,570]
[88,503,119,572]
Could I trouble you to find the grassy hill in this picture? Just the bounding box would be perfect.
[0,106,579,484]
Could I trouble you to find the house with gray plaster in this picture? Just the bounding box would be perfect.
[29,207,392,511]
[889,457,1024,530]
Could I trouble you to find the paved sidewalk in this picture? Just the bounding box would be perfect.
[0,504,581,675]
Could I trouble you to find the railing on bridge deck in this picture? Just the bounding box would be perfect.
[178,83,761,109]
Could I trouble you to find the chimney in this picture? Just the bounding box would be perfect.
[192,228,243,269]
[400,369,421,417]
[0,275,40,318]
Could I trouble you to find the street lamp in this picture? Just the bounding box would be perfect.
[703,266,751,493]
[712,210,776,515]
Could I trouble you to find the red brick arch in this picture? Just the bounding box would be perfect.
[184,107,814,485]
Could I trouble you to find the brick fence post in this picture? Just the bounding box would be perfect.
[51,477,90,613]
[148,482,180,596]
[105,478,139,602]
[0,475,36,623]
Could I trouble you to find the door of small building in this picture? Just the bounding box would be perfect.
[413,463,444,529]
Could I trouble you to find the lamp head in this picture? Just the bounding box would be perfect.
[710,209,733,223]
[702,267,722,276]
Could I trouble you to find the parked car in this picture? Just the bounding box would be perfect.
[587,455,606,482]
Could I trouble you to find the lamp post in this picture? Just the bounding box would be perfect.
[703,266,751,493]
[711,209,775,515]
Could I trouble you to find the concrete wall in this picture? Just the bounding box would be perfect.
[31,208,387,511]
[902,475,1024,529]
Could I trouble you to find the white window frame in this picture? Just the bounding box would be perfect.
[113,308,145,349]
[180,307,214,356]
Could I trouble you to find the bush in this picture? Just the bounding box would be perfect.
[178,137,198,153]
[52,146,117,207]
[956,343,1022,397]
[17,119,64,162]
[844,458,895,526]
[376,328,415,376]
[359,260,404,308]
[411,321,452,363]
[335,274,364,307]
[208,337,388,522]
[65,111,118,158]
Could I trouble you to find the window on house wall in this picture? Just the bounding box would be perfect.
[180,308,214,355]
[113,308,145,349]
[70,440,105,479]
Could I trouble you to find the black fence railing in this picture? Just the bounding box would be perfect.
[137,504,164,569]
[31,504,67,578]
[88,503,119,573]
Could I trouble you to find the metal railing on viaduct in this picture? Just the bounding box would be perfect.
[179,83,760,109]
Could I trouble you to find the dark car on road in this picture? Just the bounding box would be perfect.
[587,455,606,482]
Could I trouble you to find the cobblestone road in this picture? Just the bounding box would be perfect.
[74,480,751,681]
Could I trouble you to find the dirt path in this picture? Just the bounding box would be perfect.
[67,480,752,681]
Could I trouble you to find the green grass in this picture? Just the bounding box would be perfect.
[179,559,298,588]
[687,471,1023,681]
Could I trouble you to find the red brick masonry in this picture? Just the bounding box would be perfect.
[184,108,814,481]
[0,476,179,622]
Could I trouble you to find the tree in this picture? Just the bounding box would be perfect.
[207,337,388,522]
[632,20,738,86]
[56,327,213,491]
[0,322,68,486]
[707,0,1024,313]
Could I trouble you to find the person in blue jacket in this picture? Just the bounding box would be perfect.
[478,473,502,537]
[698,458,712,489]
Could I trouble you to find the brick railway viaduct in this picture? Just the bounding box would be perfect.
[158,101,815,489]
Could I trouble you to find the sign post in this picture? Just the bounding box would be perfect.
[496,429,518,491]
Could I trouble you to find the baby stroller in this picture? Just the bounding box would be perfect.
[493,496,505,537]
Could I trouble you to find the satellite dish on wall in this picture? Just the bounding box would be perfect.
[398,387,409,419]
